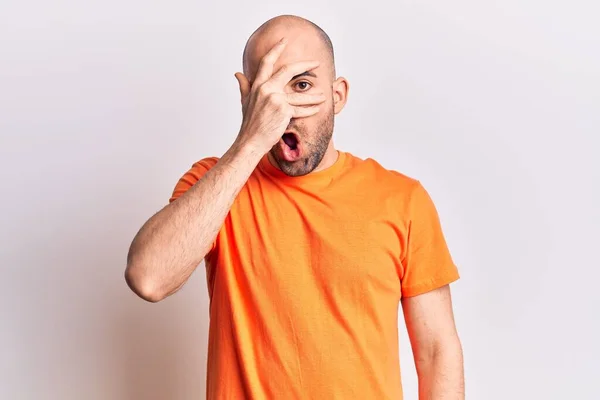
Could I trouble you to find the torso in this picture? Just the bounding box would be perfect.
[204,152,416,399]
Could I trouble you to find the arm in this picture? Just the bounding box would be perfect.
[402,285,464,400]
[124,38,325,302]
[125,142,263,302]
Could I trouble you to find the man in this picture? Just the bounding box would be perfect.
[125,14,464,400]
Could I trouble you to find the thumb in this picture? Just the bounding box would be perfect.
[234,72,251,101]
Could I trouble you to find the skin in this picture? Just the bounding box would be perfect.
[237,16,348,176]
[124,14,464,399]
[404,286,465,399]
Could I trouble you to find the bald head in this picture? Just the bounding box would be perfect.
[242,15,336,81]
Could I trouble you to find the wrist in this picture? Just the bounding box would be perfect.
[224,136,266,167]
[231,132,269,159]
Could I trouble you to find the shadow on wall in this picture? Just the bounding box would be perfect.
[11,210,211,400]
[3,148,212,399]
[114,269,210,400]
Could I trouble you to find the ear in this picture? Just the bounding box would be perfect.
[332,77,349,115]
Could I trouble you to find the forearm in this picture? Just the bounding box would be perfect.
[416,339,464,400]
[125,138,264,301]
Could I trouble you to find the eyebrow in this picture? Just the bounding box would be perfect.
[291,71,318,80]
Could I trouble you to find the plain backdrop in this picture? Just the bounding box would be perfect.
[1,0,598,399]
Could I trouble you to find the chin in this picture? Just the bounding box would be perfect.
[272,149,326,177]
[272,153,310,177]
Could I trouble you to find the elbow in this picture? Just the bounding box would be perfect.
[415,335,463,371]
[124,263,168,303]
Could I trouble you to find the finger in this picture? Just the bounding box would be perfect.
[286,92,327,106]
[235,72,251,101]
[268,60,320,88]
[254,38,287,85]
[292,105,321,118]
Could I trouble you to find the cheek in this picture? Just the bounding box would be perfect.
[316,95,334,115]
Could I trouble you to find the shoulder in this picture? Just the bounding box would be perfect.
[177,156,221,180]
[190,156,220,172]
[342,152,431,219]
[344,152,421,194]
[169,156,220,203]
[343,153,443,225]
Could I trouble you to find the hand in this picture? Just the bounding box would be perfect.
[233,38,326,154]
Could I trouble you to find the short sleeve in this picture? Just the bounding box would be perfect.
[169,157,220,203]
[169,157,220,253]
[400,181,460,297]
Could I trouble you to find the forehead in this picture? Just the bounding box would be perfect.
[245,25,327,81]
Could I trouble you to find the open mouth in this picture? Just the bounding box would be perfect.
[279,132,301,161]
[282,132,298,150]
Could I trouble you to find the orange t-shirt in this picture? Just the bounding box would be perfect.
[169,151,459,399]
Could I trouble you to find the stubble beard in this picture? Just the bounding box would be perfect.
[270,107,335,177]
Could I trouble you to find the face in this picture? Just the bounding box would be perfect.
[244,24,347,177]
[273,83,335,177]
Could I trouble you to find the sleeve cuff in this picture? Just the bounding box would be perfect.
[401,268,460,298]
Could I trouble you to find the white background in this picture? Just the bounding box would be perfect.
[1,0,598,399]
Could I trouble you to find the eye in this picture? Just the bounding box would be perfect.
[294,81,312,91]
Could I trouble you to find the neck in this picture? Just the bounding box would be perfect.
[312,141,338,172]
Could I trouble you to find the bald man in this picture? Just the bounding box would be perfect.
[125,15,464,400]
